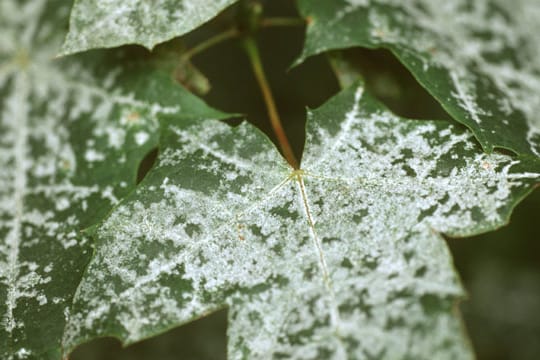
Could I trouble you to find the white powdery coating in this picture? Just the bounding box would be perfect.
[61,0,237,55]
[0,1,172,358]
[301,0,540,156]
[490,0,540,153]
[389,0,540,154]
[65,87,538,359]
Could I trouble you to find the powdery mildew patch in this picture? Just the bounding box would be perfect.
[0,1,210,358]
[299,0,540,157]
[61,0,237,55]
[65,86,538,359]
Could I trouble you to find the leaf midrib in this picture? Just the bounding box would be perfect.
[2,71,30,352]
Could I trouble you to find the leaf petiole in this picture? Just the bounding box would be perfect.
[260,17,306,28]
[181,28,240,61]
[242,35,300,169]
[180,15,303,62]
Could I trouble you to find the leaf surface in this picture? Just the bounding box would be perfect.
[64,85,539,359]
[297,0,540,158]
[0,1,226,358]
[61,0,238,55]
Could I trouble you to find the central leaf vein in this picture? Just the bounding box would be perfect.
[295,172,342,333]
[3,73,30,340]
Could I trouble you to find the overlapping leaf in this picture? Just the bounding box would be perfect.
[0,1,227,359]
[61,0,238,55]
[63,85,539,359]
[297,0,540,158]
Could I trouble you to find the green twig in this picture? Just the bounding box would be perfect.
[261,17,305,28]
[181,17,304,61]
[181,28,240,60]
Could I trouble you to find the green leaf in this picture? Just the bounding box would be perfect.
[297,0,540,158]
[63,85,539,359]
[0,1,227,359]
[61,0,239,56]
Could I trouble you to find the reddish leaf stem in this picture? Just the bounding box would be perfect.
[243,36,299,169]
